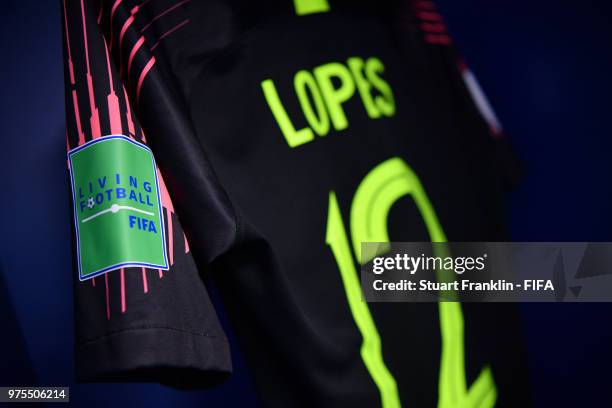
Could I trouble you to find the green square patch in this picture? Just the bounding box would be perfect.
[69,135,168,281]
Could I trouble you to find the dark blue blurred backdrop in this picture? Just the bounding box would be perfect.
[1,1,611,406]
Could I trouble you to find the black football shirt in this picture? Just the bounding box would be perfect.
[62,0,530,406]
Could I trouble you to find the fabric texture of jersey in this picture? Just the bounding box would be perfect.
[62,0,530,406]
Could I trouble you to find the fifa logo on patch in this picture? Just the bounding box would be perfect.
[68,135,169,280]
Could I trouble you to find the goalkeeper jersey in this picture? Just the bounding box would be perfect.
[62,0,530,406]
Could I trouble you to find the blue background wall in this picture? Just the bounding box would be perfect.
[1,0,611,406]
[435,1,612,406]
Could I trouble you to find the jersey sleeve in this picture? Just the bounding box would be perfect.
[61,0,232,385]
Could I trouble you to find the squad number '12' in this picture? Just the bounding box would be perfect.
[325,157,497,408]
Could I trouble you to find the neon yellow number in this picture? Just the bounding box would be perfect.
[326,157,497,408]
[326,192,401,408]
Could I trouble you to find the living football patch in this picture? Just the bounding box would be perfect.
[68,135,168,281]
